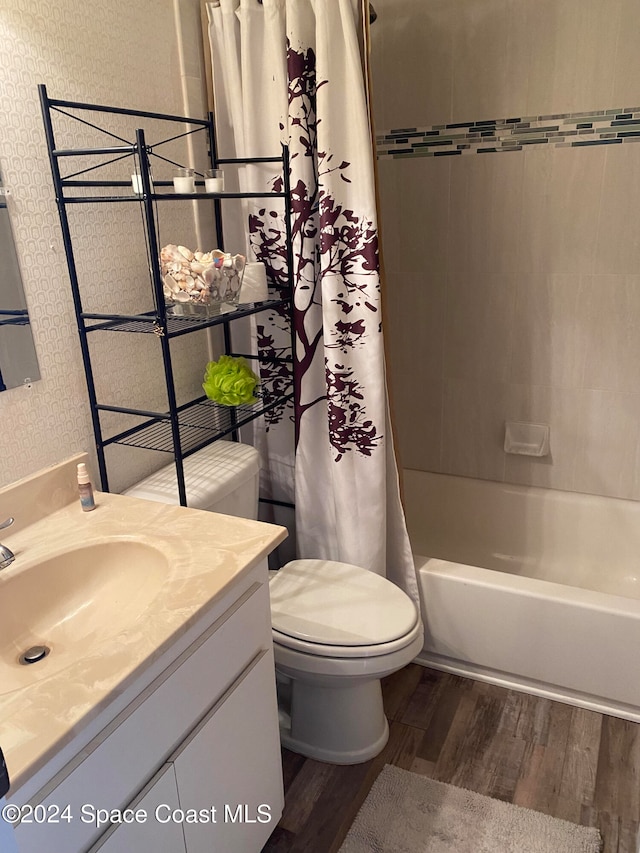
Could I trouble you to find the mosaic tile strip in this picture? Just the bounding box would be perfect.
[376,107,640,159]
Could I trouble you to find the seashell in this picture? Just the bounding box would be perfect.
[232,253,246,271]
[162,274,181,293]
[162,245,186,265]
[160,244,176,261]
[177,245,194,261]
[173,291,191,302]
[202,267,217,285]
[190,262,206,274]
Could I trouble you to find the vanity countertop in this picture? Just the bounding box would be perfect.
[0,455,287,796]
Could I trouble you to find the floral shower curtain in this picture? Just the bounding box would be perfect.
[207,0,417,601]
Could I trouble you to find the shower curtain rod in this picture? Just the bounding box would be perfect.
[254,0,378,23]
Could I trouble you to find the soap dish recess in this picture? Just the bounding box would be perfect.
[504,421,550,457]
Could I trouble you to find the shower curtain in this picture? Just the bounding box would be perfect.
[206,0,418,601]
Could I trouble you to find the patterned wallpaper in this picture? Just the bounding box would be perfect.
[0,0,211,491]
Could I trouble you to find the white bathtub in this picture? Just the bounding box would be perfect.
[403,470,640,722]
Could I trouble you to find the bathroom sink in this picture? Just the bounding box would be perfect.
[0,541,168,694]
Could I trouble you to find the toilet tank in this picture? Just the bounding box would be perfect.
[123,441,260,519]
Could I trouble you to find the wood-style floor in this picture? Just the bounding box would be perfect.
[262,665,640,853]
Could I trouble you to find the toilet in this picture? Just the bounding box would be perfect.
[125,441,423,764]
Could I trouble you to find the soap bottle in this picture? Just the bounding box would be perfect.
[77,463,96,512]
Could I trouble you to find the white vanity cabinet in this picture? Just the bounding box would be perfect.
[12,565,283,853]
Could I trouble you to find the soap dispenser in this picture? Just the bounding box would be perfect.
[77,463,96,512]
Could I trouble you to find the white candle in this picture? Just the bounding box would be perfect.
[132,174,154,195]
[173,176,195,193]
[205,177,224,193]
[204,169,224,193]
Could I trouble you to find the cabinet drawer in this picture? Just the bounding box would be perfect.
[15,581,271,853]
[174,650,283,853]
[88,764,186,853]
[0,799,18,853]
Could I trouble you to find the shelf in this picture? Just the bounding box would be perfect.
[60,191,286,204]
[40,86,295,501]
[44,94,210,126]
[0,317,31,327]
[83,298,290,337]
[0,309,30,327]
[150,191,286,200]
[104,385,294,457]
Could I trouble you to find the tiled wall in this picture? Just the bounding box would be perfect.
[372,0,640,500]
[377,108,640,159]
[0,0,211,491]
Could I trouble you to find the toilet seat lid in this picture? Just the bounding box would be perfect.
[269,559,418,647]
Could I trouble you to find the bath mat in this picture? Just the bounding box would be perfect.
[338,765,602,853]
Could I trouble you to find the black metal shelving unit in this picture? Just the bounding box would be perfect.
[39,85,295,506]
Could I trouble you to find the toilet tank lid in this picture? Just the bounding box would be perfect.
[270,559,418,646]
[123,441,259,509]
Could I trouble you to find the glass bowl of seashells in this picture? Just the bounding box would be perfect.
[160,244,246,316]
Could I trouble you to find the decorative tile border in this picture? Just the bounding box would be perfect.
[376,107,640,159]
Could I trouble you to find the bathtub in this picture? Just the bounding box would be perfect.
[403,470,640,722]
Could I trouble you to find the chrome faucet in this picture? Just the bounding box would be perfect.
[0,518,15,570]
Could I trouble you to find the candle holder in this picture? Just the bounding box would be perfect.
[131,174,154,195]
[205,169,224,193]
[173,168,195,194]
